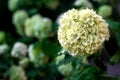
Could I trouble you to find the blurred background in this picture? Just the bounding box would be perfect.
[0,0,120,80]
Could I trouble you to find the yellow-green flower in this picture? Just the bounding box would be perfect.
[58,8,110,56]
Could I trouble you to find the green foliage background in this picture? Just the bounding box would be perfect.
[0,0,120,80]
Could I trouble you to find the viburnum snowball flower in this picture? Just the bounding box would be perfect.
[12,10,28,36]
[98,5,112,18]
[58,8,110,56]
[11,42,27,58]
[25,14,52,39]
[8,0,19,11]
[9,66,27,80]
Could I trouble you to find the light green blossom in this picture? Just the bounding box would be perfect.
[8,0,19,11]
[74,0,93,9]
[98,5,112,18]
[25,14,52,39]
[9,66,27,80]
[34,17,52,40]
[12,10,28,36]
[28,42,49,66]
[58,62,73,76]
[58,9,110,56]
[0,44,9,54]
[24,14,42,37]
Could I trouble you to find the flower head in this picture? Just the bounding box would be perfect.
[0,44,9,54]
[98,5,112,18]
[8,0,19,11]
[25,14,52,39]
[11,42,27,58]
[12,10,28,36]
[58,9,110,56]
[13,10,28,26]
[9,66,27,80]
[24,14,42,37]
[28,42,49,66]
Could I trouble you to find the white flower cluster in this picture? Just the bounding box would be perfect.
[25,14,52,39]
[0,44,9,54]
[12,11,52,39]
[58,9,110,56]
[11,42,27,58]
[10,66,27,80]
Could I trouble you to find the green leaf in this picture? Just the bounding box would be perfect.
[106,19,120,33]
[115,32,120,46]
[42,40,61,58]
